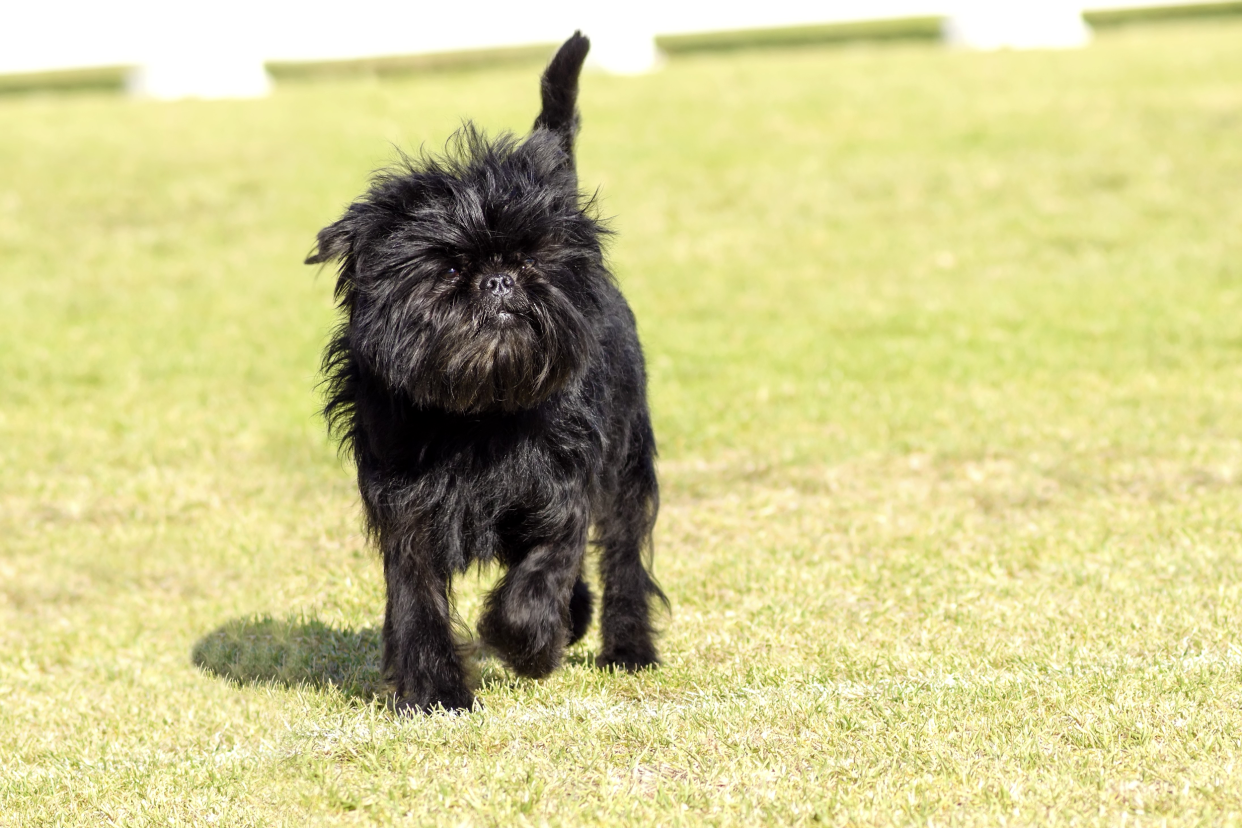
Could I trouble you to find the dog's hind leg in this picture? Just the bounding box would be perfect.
[477,500,588,679]
[382,539,475,714]
[567,576,594,646]
[595,424,663,671]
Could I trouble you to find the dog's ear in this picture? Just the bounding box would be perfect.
[533,31,589,163]
[305,217,354,265]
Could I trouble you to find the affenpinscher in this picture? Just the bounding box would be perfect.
[306,32,663,713]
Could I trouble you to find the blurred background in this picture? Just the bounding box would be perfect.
[2,1,1234,94]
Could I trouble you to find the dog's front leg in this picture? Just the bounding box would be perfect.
[477,502,588,679]
[382,539,474,714]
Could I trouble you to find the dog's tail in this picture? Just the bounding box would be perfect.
[533,31,590,161]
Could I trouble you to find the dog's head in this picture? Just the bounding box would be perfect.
[308,127,608,414]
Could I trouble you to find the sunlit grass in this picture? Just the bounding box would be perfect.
[3,18,1242,826]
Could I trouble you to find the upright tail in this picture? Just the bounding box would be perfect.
[533,31,590,162]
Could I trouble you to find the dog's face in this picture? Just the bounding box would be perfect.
[309,130,607,414]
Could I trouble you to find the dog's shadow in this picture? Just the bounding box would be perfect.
[192,616,385,702]
[193,615,605,703]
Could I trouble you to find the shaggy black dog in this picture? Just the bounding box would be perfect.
[306,32,663,714]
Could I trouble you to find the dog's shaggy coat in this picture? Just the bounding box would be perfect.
[306,32,662,713]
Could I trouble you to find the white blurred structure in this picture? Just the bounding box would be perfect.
[120,3,272,99]
[0,0,1231,99]
[944,2,1092,49]
[126,60,272,100]
[585,23,663,75]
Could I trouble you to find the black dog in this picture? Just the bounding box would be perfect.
[306,32,663,713]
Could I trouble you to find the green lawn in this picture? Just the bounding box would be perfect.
[3,19,1242,826]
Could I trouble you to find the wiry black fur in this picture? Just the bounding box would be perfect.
[307,32,663,714]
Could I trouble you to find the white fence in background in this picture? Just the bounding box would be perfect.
[0,1,1230,98]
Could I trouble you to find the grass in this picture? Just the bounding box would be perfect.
[3,17,1242,827]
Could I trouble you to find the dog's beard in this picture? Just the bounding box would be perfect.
[353,275,591,414]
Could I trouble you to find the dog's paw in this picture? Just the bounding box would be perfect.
[477,603,566,680]
[596,645,660,672]
[394,689,476,716]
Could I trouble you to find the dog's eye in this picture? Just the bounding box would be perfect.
[446,267,458,276]
[522,258,535,269]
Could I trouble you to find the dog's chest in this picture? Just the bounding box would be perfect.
[370,406,599,569]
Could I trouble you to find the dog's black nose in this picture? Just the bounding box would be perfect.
[483,274,515,297]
